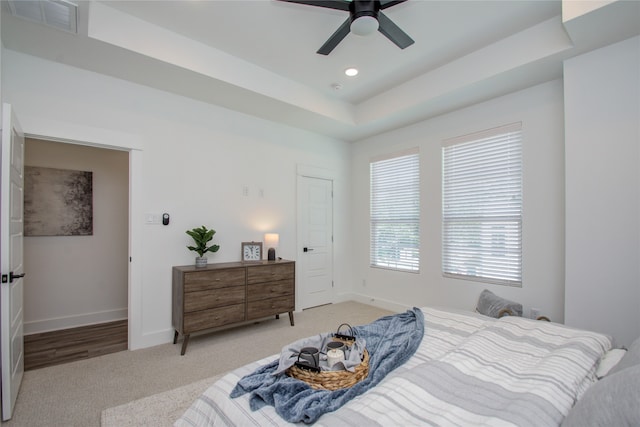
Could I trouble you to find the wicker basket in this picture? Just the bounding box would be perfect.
[287,347,369,390]
[287,323,369,391]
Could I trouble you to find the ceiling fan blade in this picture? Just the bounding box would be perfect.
[377,11,414,49]
[317,18,351,55]
[277,0,350,12]
[379,0,408,10]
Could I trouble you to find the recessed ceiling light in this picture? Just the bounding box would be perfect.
[345,68,359,77]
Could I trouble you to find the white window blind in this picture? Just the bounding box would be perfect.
[370,148,420,272]
[442,123,522,286]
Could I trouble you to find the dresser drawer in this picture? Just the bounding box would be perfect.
[184,303,245,333]
[247,280,293,302]
[184,268,245,293]
[246,263,294,284]
[184,286,245,313]
[247,295,294,320]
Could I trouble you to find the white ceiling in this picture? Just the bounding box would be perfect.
[2,0,639,141]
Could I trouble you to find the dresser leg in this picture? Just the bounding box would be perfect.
[181,334,190,356]
[275,314,280,319]
[288,311,295,326]
[173,330,179,344]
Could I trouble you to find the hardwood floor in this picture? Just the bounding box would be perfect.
[24,320,128,371]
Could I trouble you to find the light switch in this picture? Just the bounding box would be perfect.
[145,213,161,225]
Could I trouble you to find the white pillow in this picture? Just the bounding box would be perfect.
[596,348,627,378]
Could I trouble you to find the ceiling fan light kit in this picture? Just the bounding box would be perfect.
[279,0,414,55]
[350,16,378,36]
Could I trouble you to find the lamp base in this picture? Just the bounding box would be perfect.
[268,248,276,261]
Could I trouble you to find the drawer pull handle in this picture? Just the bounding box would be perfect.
[215,278,221,281]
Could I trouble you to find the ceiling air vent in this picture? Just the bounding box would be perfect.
[7,0,77,34]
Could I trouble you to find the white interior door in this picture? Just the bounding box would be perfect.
[297,175,333,309]
[1,104,25,421]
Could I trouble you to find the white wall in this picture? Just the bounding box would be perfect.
[349,80,566,321]
[2,49,352,349]
[564,36,640,347]
[23,139,129,334]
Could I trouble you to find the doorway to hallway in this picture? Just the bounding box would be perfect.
[22,138,129,367]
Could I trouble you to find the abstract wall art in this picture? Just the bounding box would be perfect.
[24,166,93,236]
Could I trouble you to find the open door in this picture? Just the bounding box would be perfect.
[1,104,25,421]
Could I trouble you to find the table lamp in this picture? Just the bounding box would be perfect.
[264,233,279,261]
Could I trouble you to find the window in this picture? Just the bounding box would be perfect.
[442,123,522,286]
[370,148,420,272]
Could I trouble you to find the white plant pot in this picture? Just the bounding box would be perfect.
[195,256,208,268]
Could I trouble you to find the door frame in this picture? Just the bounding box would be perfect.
[296,164,335,310]
[18,117,144,350]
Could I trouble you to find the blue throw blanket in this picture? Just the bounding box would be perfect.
[230,308,424,424]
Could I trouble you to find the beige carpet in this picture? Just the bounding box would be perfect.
[4,301,392,427]
[100,374,222,427]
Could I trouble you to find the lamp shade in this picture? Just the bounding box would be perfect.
[264,233,279,248]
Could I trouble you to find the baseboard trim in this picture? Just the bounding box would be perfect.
[130,328,175,351]
[24,308,128,335]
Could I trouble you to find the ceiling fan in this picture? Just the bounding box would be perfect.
[278,0,414,55]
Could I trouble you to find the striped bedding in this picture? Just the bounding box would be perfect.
[175,307,611,426]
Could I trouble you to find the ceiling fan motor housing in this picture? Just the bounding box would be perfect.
[350,0,380,35]
[350,0,379,22]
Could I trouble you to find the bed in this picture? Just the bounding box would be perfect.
[175,306,638,426]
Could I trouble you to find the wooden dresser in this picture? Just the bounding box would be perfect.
[172,259,295,355]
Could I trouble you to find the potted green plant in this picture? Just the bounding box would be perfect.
[186,226,220,267]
